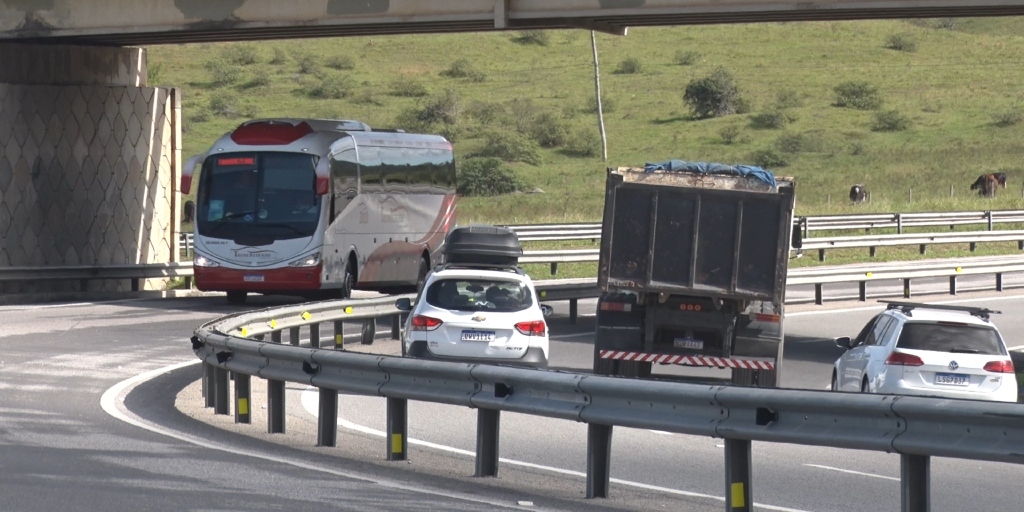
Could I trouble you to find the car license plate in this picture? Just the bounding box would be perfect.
[674,337,703,350]
[461,330,495,342]
[935,373,969,386]
[243,275,264,282]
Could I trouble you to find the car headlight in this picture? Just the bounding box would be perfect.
[194,254,219,267]
[289,253,321,267]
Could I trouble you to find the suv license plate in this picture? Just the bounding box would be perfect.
[461,330,495,342]
[674,338,704,350]
[935,373,969,386]
[243,275,264,282]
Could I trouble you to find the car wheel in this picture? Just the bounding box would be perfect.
[831,372,839,391]
[861,378,870,393]
[226,291,247,305]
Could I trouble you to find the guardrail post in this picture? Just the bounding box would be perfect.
[586,423,613,498]
[996,273,1004,292]
[234,373,251,424]
[391,314,403,340]
[802,217,809,239]
[901,454,930,512]
[725,439,753,512]
[550,262,558,275]
[1019,241,1023,251]
[213,366,229,415]
[289,327,300,346]
[919,244,926,255]
[475,409,500,476]
[986,210,994,231]
[361,319,376,345]
[569,299,578,324]
[869,246,876,257]
[814,284,823,305]
[131,278,140,292]
[204,362,216,408]
[859,281,867,302]
[818,249,825,262]
[897,213,903,234]
[949,276,957,295]
[969,242,977,252]
[318,388,338,447]
[271,330,282,344]
[334,320,344,350]
[388,397,408,461]
[268,379,286,434]
[310,323,320,349]
[904,278,912,298]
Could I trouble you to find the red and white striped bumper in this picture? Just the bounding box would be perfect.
[598,350,774,370]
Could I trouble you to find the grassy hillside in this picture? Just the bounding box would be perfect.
[149,18,1024,224]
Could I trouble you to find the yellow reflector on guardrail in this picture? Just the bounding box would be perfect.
[345,306,353,314]
[301,311,311,321]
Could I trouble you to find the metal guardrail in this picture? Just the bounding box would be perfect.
[0,262,194,292]
[192,294,1024,512]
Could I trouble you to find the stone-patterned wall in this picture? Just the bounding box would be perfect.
[0,84,179,292]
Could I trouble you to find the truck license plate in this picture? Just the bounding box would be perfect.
[243,275,264,282]
[934,373,969,386]
[674,338,703,350]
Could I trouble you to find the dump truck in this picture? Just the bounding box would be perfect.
[593,163,798,387]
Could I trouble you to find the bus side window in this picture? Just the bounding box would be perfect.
[330,149,358,221]
[381,146,410,195]
[360,146,384,195]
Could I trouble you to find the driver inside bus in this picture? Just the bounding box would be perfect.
[224,170,257,220]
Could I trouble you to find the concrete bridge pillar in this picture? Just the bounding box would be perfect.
[0,43,181,293]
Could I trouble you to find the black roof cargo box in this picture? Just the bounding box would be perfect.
[444,225,522,266]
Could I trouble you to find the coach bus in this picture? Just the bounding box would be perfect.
[182,118,457,304]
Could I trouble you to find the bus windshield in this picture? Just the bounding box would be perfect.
[196,152,321,241]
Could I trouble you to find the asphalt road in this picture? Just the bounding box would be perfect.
[3,277,1024,511]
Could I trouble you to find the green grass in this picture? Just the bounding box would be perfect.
[151,21,1024,232]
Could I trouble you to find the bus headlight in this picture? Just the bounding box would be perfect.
[289,253,321,267]
[194,254,219,267]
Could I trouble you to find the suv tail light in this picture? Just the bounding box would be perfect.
[983,360,1015,373]
[885,352,924,366]
[515,320,546,336]
[411,315,443,331]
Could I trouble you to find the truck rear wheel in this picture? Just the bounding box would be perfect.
[594,356,618,376]
[618,361,652,378]
[732,368,777,388]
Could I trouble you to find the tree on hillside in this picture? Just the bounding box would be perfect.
[683,68,748,119]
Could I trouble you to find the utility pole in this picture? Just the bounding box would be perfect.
[591,30,608,162]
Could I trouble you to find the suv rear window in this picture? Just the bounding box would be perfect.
[426,278,533,312]
[895,322,1005,355]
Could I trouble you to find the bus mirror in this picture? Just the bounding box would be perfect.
[791,228,803,249]
[316,175,329,195]
[181,154,202,194]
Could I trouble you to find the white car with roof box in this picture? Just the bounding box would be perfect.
[395,225,549,368]
[832,301,1017,402]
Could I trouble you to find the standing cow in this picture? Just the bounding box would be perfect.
[849,184,867,203]
[970,174,999,198]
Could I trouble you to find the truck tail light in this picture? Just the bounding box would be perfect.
[600,302,632,312]
[755,313,781,323]
[983,360,1015,373]
[411,315,443,331]
[885,352,924,366]
[515,320,546,336]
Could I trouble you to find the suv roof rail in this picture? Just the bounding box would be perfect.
[879,300,1001,321]
[435,263,526,275]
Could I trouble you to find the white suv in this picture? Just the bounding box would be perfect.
[832,301,1017,402]
[396,265,549,368]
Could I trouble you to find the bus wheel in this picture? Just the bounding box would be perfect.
[416,256,430,294]
[341,260,355,299]
[226,291,247,305]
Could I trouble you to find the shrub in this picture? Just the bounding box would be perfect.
[204,59,240,87]
[269,47,288,65]
[528,112,571,148]
[614,57,643,75]
[833,81,883,110]
[850,141,866,156]
[885,33,918,52]
[508,99,542,132]
[326,55,356,70]
[674,50,700,66]
[993,109,1024,127]
[872,110,912,132]
[353,88,385,106]
[457,157,525,196]
[515,30,550,46]
[188,108,210,124]
[390,76,429,97]
[293,51,321,75]
[776,132,807,153]
[750,109,794,129]
[474,130,543,165]
[222,44,259,65]
[935,18,960,30]
[465,100,507,125]
[417,89,460,126]
[586,94,617,114]
[309,72,354,99]
[775,89,803,109]
[683,68,747,119]
[208,92,235,117]
[719,125,741,144]
[564,128,601,157]
[244,73,272,89]
[441,59,486,82]
[749,148,789,168]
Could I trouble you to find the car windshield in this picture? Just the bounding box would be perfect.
[895,322,1005,355]
[426,278,533,313]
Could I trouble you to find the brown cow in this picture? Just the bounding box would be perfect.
[970,174,1000,198]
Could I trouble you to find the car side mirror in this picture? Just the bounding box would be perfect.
[395,297,412,311]
[834,336,852,350]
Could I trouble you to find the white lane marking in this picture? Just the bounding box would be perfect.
[804,464,900,481]
[648,430,673,435]
[101,361,536,510]
[300,388,811,512]
[1007,345,1024,351]
[550,332,593,339]
[788,294,1024,317]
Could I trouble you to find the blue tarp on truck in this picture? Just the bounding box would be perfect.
[643,160,777,188]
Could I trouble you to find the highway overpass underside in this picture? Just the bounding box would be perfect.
[0,44,180,293]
